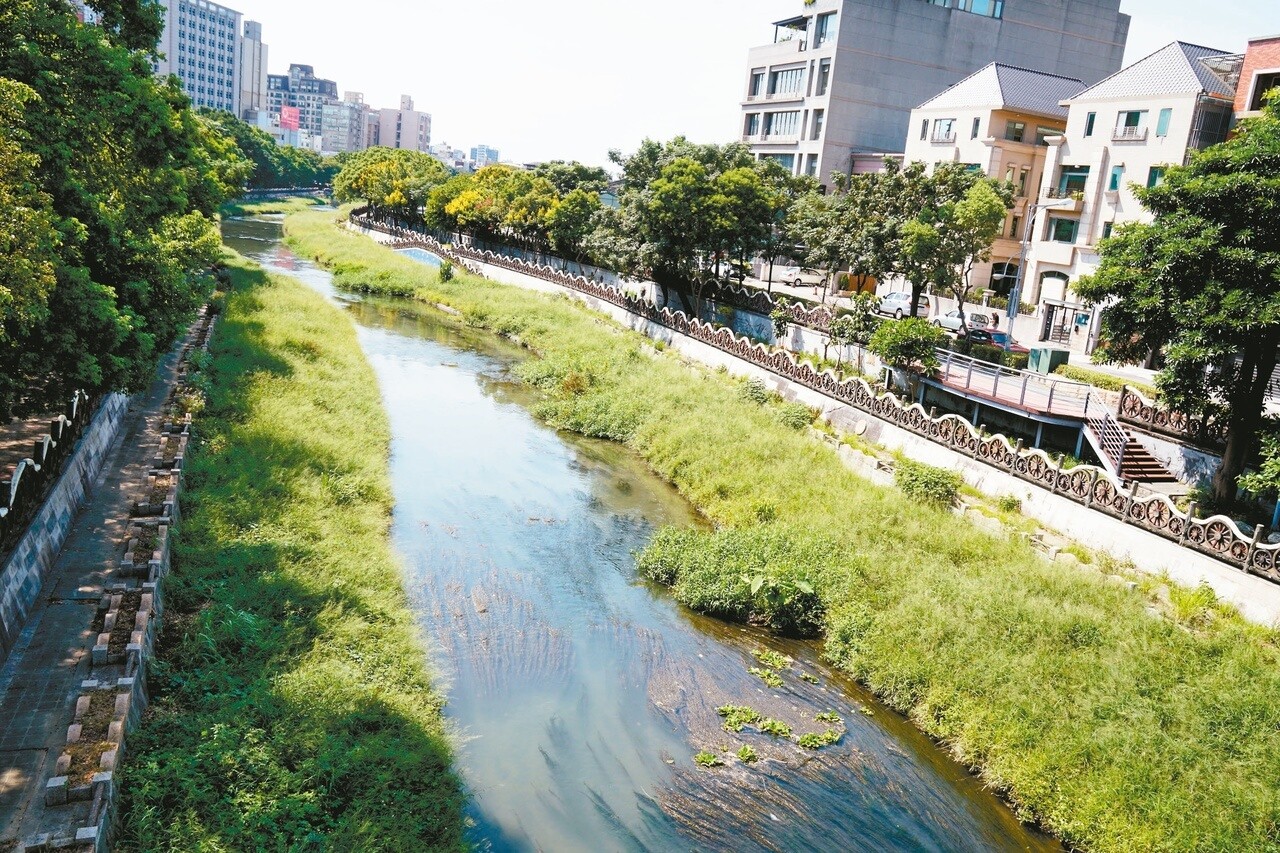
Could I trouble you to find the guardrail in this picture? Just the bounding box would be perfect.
[934,350,1105,419]
[0,391,97,557]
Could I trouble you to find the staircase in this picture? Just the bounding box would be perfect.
[1085,412,1176,483]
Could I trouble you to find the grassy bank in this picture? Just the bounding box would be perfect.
[219,195,326,218]
[116,250,465,851]
[286,208,1280,853]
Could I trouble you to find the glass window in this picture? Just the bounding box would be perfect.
[1005,120,1025,142]
[806,153,819,177]
[1146,166,1166,188]
[1156,108,1172,137]
[762,153,796,171]
[1108,165,1124,191]
[1101,221,1114,239]
[765,111,800,137]
[933,118,956,140]
[1084,112,1096,137]
[768,68,804,95]
[971,117,981,139]
[744,113,760,136]
[815,12,836,46]
[748,71,765,97]
[1035,126,1056,145]
[1018,167,1029,197]
[811,109,825,140]
[1057,165,1090,195]
[920,118,928,141]
[1004,165,1016,183]
[1009,215,1021,238]
[1115,110,1148,139]
[816,59,831,96]
[1048,217,1078,243]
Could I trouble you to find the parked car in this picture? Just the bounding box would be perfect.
[933,309,995,333]
[776,266,826,289]
[875,291,932,319]
[962,327,1030,353]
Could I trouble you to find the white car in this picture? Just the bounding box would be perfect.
[933,309,996,333]
[875,291,932,319]
[776,266,826,288]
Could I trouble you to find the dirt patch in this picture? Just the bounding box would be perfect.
[66,691,116,785]
[108,590,143,655]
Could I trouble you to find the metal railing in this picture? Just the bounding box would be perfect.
[934,349,1105,419]
[1112,126,1149,142]
[1085,410,1128,477]
[930,131,957,144]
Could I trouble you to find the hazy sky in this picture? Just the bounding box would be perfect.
[225,0,1275,166]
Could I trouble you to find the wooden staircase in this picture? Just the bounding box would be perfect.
[1086,412,1176,484]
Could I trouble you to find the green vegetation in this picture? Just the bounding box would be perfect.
[116,252,464,851]
[1053,364,1157,398]
[995,494,1022,514]
[220,196,326,218]
[199,109,336,190]
[750,648,791,669]
[748,667,784,688]
[798,672,820,685]
[796,730,842,750]
[869,317,946,371]
[717,705,763,733]
[815,712,843,725]
[758,719,792,739]
[287,207,1280,853]
[693,751,724,768]
[736,745,759,764]
[894,459,962,507]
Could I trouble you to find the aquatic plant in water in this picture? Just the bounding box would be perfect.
[751,648,791,669]
[717,705,763,733]
[694,751,724,768]
[736,745,759,764]
[748,667,784,688]
[759,718,792,738]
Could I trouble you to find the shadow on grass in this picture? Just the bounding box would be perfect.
[115,254,466,852]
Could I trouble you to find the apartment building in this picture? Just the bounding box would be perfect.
[267,64,339,138]
[321,91,372,155]
[237,20,268,120]
[1235,34,1280,119]
[902,63,1085,296]
[738,0,1129,180]
[372,96,432,153]
[471,145,500,168]
[154,0,242,115]
[1022,42,1237,314]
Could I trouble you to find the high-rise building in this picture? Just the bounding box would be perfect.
[154,0,243,115]
[373,95,431,153]
[470,145,500,168]
[267,64,339,138]
[321,91,373,155]
[739,0,1130,179]
[238,20,268,120]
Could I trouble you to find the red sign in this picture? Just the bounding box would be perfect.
[280,106,300,130]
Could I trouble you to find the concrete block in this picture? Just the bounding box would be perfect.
[45,776,68,806]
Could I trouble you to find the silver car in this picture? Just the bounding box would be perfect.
[875,291,932,319]
[933,309,995,333]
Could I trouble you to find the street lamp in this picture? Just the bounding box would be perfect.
[1005,197,1078,336]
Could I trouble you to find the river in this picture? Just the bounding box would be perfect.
[222,216,1057,853]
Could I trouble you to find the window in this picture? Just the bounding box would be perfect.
[811,109,825,140]
[933,118,956,141]
[761,153,796,171]
[1056,165,1090,196]
[1156,107,1172,137]
[1005,120,1025,142]
[768,67,804,95]
[1035,126,1057,145]
[920,118,928,141]
[1008,215,1021,238]
[744,113,760,137]
[971,117,981,139]
[1084,111,1096,137]
[1108,165,1124,191]
[815,59,831,96]
[1018,167,1029,197]
[1004,165,1016,183]
[1248,71,1280,111]
[1114,109,1148,140]
[815,12,836,46]
[948,0,1004,18]
[806,153,819,177]
[748,71,765,98]
[1147,166,1166,188]
[765,111,800,137]
[1101,221,1114,239]
[1048,217,1078,243]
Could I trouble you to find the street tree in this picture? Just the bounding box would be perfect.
[1074,98,1280,504]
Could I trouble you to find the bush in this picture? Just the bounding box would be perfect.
[868,317,945,371]
[777,401,814,430]
[438,259,454,282]
[895,459,962,507]
[996,495,1022,513]
[1054,364,1157,397]
[740,378,769,405]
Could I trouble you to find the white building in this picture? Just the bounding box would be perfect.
[1023,41,1237,326]
[321,91,372,155]
[902,63,1085,297]
[154,0,243,115]
[738,0,1129,180]
[237,19,268,120]
[372,95,431,153]
[470,145,500,168]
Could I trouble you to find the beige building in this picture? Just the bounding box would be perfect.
[321,91,372,155]
[902,63,1084,298]
[372,95,431,153]
[237,19,268,120]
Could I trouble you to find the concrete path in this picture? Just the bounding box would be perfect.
[0,349,178,846]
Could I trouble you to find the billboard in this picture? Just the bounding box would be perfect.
[280,106,300,131]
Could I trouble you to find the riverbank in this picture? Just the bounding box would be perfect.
[286,207,1280,853]
[115,250,466,851]
[219,195,325,218]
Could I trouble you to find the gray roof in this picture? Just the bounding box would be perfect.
[916,63,1085,118]
[1068,42,1237,102]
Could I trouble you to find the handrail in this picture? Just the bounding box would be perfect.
[934,349,1104,419]
[1087,410,1128,478]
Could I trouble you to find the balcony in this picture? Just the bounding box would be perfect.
[1044,187,1084,212]
[930,131,957,144]
[744,133,799,145]
[764,89,805,103]
[1112,126,1149,142]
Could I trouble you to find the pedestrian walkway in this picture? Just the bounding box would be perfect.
[0,347,179,846]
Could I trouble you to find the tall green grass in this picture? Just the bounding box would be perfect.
[219,195,326,218]
[287,208,1280,853]
[116,250,465,851]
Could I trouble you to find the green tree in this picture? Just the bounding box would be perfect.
[869,317,945,372]
[333,147,451,222]
[547,188,602,264]
[1074,98,1280,504]
[533,160,609,195]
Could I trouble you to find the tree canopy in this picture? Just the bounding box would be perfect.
[1075,98,1280,503]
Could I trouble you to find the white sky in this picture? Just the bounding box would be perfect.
[225,0,1277,167]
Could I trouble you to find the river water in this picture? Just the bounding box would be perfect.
[222,217,1057,853]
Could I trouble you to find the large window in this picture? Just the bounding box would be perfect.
[815,12,836,46]
[938,0,1004,18]
[1108,165,1124,191]
[744,113,760,137]
[932,118,956,141]
[1056,165,1090,196]
[1035,126,1057,145]
[805,153,819,177]
[1147,166,1166,188]
[1005,120,1026,142]
[811,109,825,140]
[768,67,804,96]
[1248,71,1280,111]
[1048,217,1079,243]
[815,59,831,96]
[761,153,795,171]
[748,70,765,98]
[1114,109,1148,140]
[1156,107,1172,137]
[765,111,800,138]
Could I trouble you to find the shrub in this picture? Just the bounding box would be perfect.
[996,495,1022,513]
[1054,364,1158,398]
[895,459,962,507]
[777,401,813,430]
[869,317,945,371]
[740,378,769,405]
[770,297,792,339]
[438,259,454,282]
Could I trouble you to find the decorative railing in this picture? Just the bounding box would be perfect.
[1117,385,1226,450]
[351,210,1279,583]
[0,391,98,557]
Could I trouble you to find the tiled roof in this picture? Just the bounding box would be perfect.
[916,63,1085,118]
[1069,42,1237,101]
